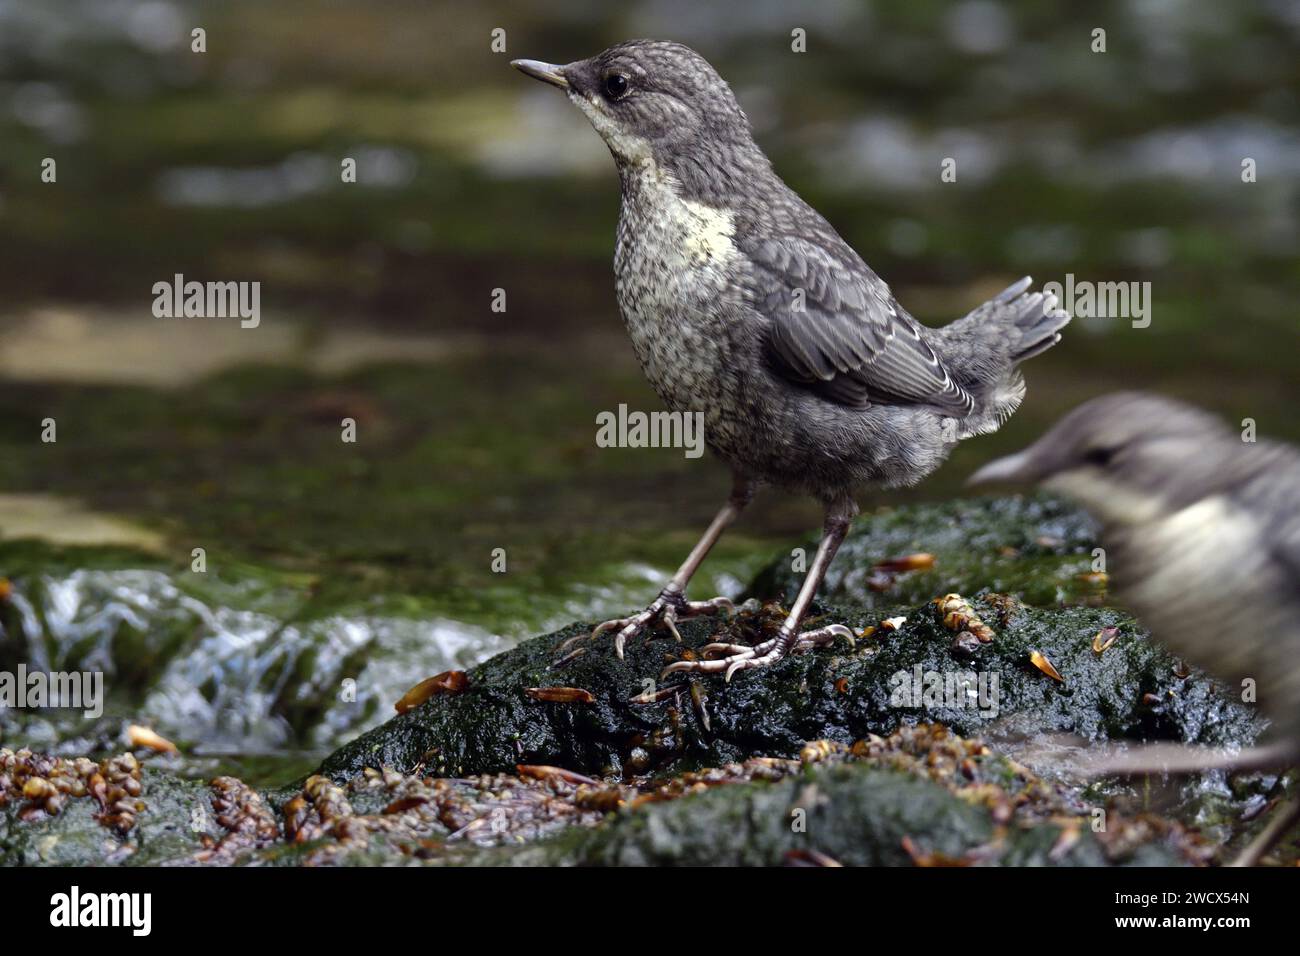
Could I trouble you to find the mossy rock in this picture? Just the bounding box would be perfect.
[317,594,1262,782]
[749,493,1101,610]
[507,762,1184,867]
[0,769,209,867]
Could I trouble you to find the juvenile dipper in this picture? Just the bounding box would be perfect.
[970,392,1300,864]
[514,41,1070,678]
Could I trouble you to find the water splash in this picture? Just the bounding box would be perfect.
[1,568,510,758]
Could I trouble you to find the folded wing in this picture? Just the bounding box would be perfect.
[748,234,973,415]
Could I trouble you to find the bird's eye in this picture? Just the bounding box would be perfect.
[1083,445,1118,468]
[602,73,630,100]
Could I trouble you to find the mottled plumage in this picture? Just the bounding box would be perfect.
[513,41,1069,676]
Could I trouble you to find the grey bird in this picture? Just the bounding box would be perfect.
[969,392,1300,864]
[513,41,1070,679]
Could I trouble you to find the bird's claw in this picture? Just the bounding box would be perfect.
[663,624,854,682]
[701,638,776,658]
[559,590,737,658]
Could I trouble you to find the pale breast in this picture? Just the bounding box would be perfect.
[613,164,745,417]
[1120,496,1290,682]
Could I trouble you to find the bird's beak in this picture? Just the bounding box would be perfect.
[967,449,1039,487]
[510,59,570,90]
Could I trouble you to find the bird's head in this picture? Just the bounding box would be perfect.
[967,392,1235,527]
[512,40,758,178]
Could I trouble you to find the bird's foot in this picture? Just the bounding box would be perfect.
[559,588,736,659]
[662,623,856,682]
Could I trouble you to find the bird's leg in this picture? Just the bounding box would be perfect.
[1229,795,1300,867]
[663,494,858,681]
[561,475,756,658]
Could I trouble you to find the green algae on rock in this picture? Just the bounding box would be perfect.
[506,727,1203,867]
[749,493,1103,610]
[317,591,1262,782]
[0,750,211,866]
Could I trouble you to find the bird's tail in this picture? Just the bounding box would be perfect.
[932,276,1071,437]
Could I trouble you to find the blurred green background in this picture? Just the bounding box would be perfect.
[0,0,1297,769]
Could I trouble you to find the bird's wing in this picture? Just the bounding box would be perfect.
[745,233,973,413]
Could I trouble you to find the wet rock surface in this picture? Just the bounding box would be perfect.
[0,725,1229,866]
[751,494,1103,609]
[1,494,1291,865]
[0,751,210,866]
[318,593,1262,782]
[514,725,1208,867]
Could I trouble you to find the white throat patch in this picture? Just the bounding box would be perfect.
[1045,471,1166,525]
[570,92,653,166]
[568,92,737,265]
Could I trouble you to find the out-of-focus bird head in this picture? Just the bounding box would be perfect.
[968,392,1236,527]
[511,41,756,172]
